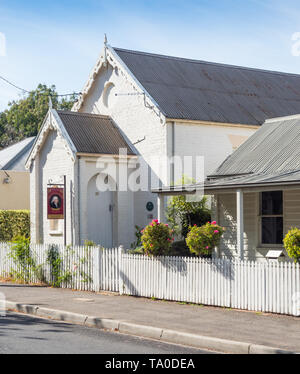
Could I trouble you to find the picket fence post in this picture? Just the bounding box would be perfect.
[118,245,124,295]
[92,246,100,292]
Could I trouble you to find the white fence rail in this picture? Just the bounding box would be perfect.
[0,242,299,316]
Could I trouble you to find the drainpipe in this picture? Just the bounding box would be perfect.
[236,189,244,260]
[171,121,175,185]
[77,156,81,245]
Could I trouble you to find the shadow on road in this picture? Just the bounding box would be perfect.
[0,312,72,337]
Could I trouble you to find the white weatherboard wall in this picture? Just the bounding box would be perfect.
[32,130,75,245]
[213,189,300,261]
[284,190,300,234]
[213,193,259,260]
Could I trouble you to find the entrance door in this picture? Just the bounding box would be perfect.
[87,174,113,247]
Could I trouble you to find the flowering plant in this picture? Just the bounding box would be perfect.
[185,221,224,256]
[141,220,174,256]
[283,227,300,263]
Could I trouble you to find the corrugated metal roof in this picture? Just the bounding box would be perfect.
[205,169,300,189]
[211,114,300,178]
[114,47,300,125]
[152,169,300,194]
[57,111,135,155]
[152,115,300,193]
[0,137,35,171]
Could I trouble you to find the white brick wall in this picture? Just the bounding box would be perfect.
[80,62,167,233]
[80,63,168,182]
[78,60,258,245]
[31,130,75,245]
[172,122,256,178]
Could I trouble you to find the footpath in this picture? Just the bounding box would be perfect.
[1,282,299,354]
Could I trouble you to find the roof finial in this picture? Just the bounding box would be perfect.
[49,96,53,109]
[104,33,108,67]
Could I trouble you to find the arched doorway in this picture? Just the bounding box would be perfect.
[87,174,114,247]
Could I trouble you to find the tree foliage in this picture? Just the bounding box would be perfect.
[166,176,211,238]
[0,84,77,148]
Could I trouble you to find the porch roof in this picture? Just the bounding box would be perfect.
[153,168,300,195]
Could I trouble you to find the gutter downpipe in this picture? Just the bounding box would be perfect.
[77,156,81,245]
[171,121,175,185]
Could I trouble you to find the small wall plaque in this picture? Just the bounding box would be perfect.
[146,201,154,212]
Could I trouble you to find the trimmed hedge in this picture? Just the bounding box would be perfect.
[0,210,30,241]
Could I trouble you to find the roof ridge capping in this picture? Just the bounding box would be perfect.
[113,47,300,77]
[264,113,300,124]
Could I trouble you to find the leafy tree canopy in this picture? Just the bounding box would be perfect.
[0,84,78,148]
[166,176,211,238]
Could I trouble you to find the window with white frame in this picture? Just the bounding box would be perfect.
[260,191,283,245]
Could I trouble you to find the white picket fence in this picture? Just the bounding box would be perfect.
[0,242,119,292]
[120,254,300,316]
[0,242,299,316]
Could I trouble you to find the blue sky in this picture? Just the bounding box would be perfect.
[0,0,300,111]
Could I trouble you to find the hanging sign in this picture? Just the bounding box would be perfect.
[47,187,64,219]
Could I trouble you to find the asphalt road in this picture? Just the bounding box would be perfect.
[0,312,214,354]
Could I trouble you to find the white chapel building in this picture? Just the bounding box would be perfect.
[26,41,300,248]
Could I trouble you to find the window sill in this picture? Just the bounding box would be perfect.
[49,231,63,236]
[257,245,283,250]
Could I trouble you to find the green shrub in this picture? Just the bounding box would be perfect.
[8,236,43,283]
[186,221,224,256]
[84,240,96,247]
[166,177,211,238]
[283,227,300,263]
[0,210,30,241]
[141,219,174,256]
[130,225,143,249]
[46,245,72,288]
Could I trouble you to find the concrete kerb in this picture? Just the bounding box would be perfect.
[5,301,39,315]
[119,321,163,340]
[161,329,250,354]
[4,301,297,354]
[36,307,87,325]
[85,316,120,331]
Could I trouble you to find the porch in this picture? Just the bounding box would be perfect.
[153,180,300,262]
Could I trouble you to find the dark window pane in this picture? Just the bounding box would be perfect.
[261,191,283,215]
[262,217,283,244]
